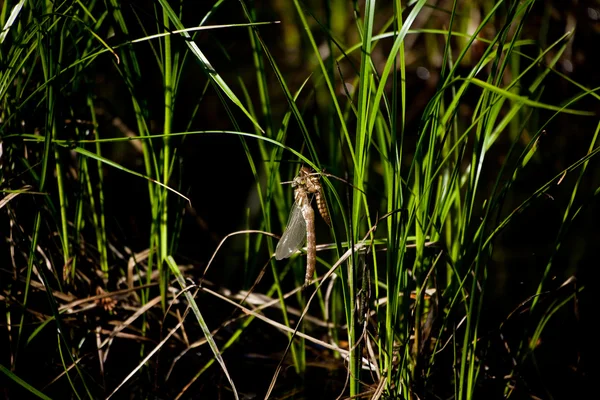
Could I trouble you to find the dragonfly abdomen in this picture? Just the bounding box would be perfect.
[300,193,316,287]
[315,191,331,226]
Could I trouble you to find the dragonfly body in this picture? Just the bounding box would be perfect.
[297,189,316,286]
[275,167,329,287]
[300,167,331,227]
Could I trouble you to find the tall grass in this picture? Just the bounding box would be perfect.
[1,0,596,398]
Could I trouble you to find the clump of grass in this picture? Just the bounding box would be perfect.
[1,0,596,399]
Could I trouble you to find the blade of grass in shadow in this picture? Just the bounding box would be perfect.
[500,121,600,394]
[457,4,525,396]
[15,6,60,366]
[108,0,161,324]
[87,96,109,277]
[532,121,599,307]
[165,256,239,400]
[0,363,53,400]
[26,248,94,398]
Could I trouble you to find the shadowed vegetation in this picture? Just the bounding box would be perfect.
[1,0,597,398]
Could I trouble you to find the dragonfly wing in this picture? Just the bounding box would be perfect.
[275,202,307,260]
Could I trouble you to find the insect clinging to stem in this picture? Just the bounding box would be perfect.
[275,166,330,287]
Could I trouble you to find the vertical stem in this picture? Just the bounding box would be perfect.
[89,97,109,274]
[54,22,70,284]
[350,0,377,393]
[160,10,173,307]
[17,10,58,362]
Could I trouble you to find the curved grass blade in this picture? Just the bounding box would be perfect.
[156,0,263,134]
[467,77,595,115]
[70,147,190,204]
[0,363,52,400]
[166,256,238,400]
[0,0,26,44]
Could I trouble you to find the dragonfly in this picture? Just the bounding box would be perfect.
[275,167,331,287]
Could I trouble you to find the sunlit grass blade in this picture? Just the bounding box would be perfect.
[165,256,239,399]
[156,0,263,134]
[70,146,189,203]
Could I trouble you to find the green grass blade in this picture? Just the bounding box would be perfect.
[156,0,263,134]
[0,363,53,400]
[166,256,239,399]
